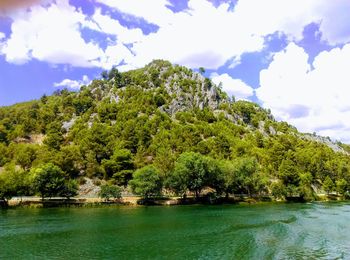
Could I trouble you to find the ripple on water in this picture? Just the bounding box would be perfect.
[1,203,350,259]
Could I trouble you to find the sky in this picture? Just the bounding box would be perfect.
[0,0,350,143]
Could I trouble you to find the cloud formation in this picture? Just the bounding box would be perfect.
[54,75,91,90]
[95,0,175,26]
[256,43,350,142]
[211,73,254,100]
[97,0,350,70]
[1,0,104,66]
[2,0,350,70]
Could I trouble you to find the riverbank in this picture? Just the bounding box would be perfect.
[2,196,264,208]
[2,193,347,208]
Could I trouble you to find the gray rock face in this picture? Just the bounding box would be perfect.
[269,126,277,135]
[84,62,227,119]
[62,116,76,132]
[160,67,224,116]
[302,133,348,154]
[78,178,101,198]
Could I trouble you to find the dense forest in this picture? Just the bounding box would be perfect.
[1,60,350,203]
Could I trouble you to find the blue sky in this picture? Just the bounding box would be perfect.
[1,0,350,143]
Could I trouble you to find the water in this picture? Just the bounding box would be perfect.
[1,203,350,259]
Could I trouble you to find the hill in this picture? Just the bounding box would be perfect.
[1,60,350,202]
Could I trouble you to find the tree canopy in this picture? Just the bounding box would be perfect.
[0,60,350,202]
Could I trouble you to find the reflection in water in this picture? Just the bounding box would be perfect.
[1,203,350,259]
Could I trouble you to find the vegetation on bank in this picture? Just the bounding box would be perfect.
[1,60,350,206]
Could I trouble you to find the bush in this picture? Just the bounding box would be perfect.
[31,163,66,200]
[99,184,122,201]
[129,165,162,199]
[31,163,78,200]
[59,179,78,199]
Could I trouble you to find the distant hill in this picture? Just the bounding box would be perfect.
[1,60,349,201]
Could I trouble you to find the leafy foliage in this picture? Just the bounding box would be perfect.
[166,152,223,198]
[129,166,162,198]
[0,60,350,202]
[31,163,76,200]
[99,183,122,201]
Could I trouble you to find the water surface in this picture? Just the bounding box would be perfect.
[1,203,350,259]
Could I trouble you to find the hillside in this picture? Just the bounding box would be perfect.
[1,60,350,202]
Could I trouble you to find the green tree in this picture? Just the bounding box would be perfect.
[108,67,122,82]
[270,181,287,200]
[219,160,238,198]
[323,176,334,195]
[167,152,205,198]
[0,176,11,205]
[99,183,122,201]
[0,165,31,204]
[102,149,134,186]
[336,179,348,196]
[59,179,78,200]
[44,122,64,150]
[14,144,38,170]
[167,152,223,199]
[298,172,315,200]
[0,143,9,166]
[56,145,84,178]
[0,124,7,143]
[233,157,260,196]
[31,163,66,200]
[101,70,108,80]
[278,158,300,186]
[129,165,162,199]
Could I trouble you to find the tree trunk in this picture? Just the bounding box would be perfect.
[195,190,199,200]
[247,187,251,197]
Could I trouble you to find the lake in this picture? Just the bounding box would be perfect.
[1,202,350,259]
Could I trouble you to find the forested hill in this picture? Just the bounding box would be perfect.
[1,60,350,202]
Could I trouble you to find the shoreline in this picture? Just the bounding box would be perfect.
[2,194,348,208]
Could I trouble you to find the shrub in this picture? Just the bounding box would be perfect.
[99,184,122,201]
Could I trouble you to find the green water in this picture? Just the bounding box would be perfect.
[1,203,350,259]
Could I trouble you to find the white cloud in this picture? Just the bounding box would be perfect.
[228,56,242,69]
[82,8,143,70]
[97,0,350,70]
[256,43,350,143]
[54,75,91,90]
[314,1,350,45]
[219,0,350,45]
[3,0,350,72]
[90,8,144,44]
[116,0,265,70]
[0,1,144,69]
[0,32,5,40]
[95,0,175,26]
[1,0,104,66]
[99,43,135,71]
[211,73,254,100]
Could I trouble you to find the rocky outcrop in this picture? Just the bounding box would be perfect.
[78,178,101,198]
[155,63,225,116]
[62,116,76,132]
[301,133,348,154]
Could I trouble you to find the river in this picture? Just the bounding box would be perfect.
[1,202,349,259]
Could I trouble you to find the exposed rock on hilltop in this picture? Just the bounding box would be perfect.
[88,60,227,117]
